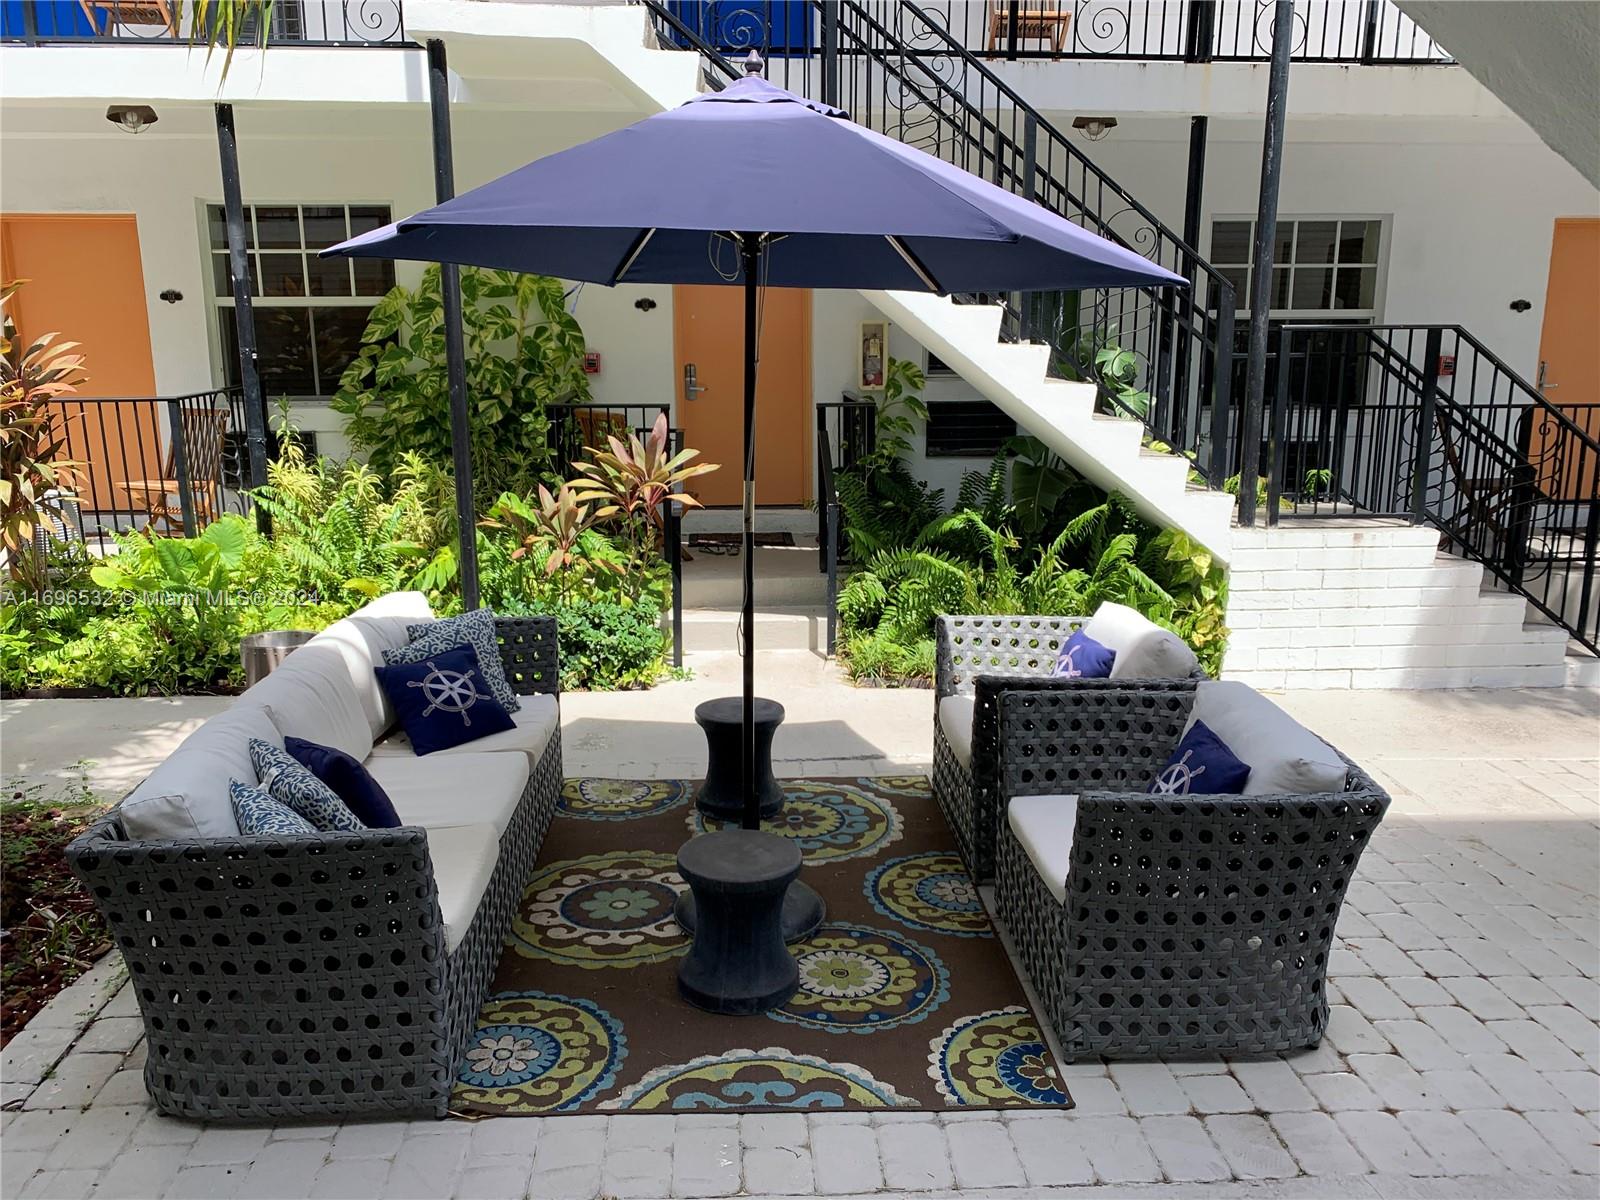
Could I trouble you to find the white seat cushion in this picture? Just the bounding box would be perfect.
[364,752,529,839]
[367,694,557,768]
[310,591,434,740]
[1184,680,1347,796]
[118,703,284,840]
[937,694,976,768]
[426,822,499,955]
[1007,794,1079,905]
[1084,601,1199,681]
[247,643,374,762]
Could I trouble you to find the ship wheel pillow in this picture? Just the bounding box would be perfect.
[375,643,515,755]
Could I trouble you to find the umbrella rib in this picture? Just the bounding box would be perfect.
[886,235,945,294]
[610,228,657,284]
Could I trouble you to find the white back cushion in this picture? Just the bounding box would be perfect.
[312,591,434,738]
[937,694,975,768]
[1007,794,1079,905]
[248,643,374,761]
[1184,680,1347,796]
[119,703,282,840]
[1084,601,1199,681]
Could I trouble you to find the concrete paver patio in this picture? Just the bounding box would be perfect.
[2,653,1597,1199]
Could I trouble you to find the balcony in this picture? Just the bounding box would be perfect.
[0,0,407,46]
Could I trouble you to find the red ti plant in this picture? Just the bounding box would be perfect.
[569,411,717,557]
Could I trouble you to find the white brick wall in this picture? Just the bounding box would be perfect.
[1222,524,1571,690]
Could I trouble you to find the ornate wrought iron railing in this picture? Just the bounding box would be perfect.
[793,0,1453,63]
[643,0,1240,488]
[1266,324,1599,653]
[2,0,408,46]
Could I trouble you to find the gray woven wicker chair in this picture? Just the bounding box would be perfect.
[65,616,563,1122]
[992,683,1390,1060]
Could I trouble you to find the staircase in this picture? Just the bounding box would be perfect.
[627,0,1595,686]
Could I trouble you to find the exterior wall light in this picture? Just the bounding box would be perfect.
[1072,116,1118,142]
[106,104,159,134]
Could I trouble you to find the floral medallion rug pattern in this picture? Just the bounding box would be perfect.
[454,777,1072,1115]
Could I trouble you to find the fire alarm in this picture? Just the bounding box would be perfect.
[583,352,601,375]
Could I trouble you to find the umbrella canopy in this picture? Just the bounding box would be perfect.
[327,74,1184,293]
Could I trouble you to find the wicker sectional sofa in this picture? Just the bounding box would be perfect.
[992,682,1391,1060]
[65,593,563,1121]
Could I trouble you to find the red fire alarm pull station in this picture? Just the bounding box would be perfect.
[1438,354,1455,377]
[583,352,602,375]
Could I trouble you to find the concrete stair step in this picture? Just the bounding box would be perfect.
[673,606,827,653]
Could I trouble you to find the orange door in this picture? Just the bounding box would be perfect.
[673,284,811,507]
[0,214,160,510]
[1534,217,1600,499]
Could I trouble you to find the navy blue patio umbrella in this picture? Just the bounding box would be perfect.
[324,61,1182,843]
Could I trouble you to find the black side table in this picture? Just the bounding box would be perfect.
[694,696,784,820]
[675,830,800,1015]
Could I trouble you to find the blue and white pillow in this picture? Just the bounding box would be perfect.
[249,737,365,833]
[374,644,516,756]
[1052,629,1117,679]
[1148,720,1251,796]
[231,779,317,836]
[387,609,520,714]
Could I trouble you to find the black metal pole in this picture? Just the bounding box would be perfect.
[214,103,269,534]
[740,232,761,831]
[1411,327,1442,524]
[1237,0,1293,527]
[427,38,480,610]
[820,0,838,108]
[1183,116,1208,259]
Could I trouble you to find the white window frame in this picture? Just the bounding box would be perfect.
[200,200,396,399]
[1208,213,1390,323]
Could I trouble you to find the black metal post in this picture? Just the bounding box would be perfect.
[1183,116,1208,260]
[1360,0,1381,63]
[820,0,838,108]
[825,499,839,655]
[1208,285,1236,483]
[1411,327,1443,524]
[739,232,761,831]
[167,398,197,534]
[1172,115,1207,437]
[1005,0,1020,58]
[20,0,37,44]
[1185,0,1215,63]
[1019,113,1038,342]
[427,38,481,610]
[214,103,269,533]
[1266,325,1290,523]
[1237,0,1293,527]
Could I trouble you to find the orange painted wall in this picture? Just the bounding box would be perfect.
[1,214,161,509]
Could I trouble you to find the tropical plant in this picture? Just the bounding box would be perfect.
[332,267,590,505]
[0,281,87,595]
[569,411,716,559]
[858,357,929,477]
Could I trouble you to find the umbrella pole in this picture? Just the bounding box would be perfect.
[739,232,760,832]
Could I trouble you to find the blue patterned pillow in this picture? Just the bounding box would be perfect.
[1148,720,1251,796]
[1052,629,1116,679]
[231,779,317,836]
[388,609,520,714]
[374,644,516,756]
[249,738,365,832]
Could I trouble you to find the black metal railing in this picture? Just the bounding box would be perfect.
[802,0,1452,63]
[547,402,686,665]
[1265,324,1599,653]
[642,0,1240,489]
[2,0,407,46]
[29,388,249,555]
[813,397,878,653]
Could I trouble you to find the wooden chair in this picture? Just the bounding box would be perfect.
[987,2,1072,53]
[121,406,230,535]
[79,1,177,36]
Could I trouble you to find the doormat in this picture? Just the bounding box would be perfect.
[453,776,1072,1115]
[687,531,797,554]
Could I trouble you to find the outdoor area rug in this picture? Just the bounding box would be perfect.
[452,776,1073,1115]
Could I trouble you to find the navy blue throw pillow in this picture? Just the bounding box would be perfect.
[374,644,515,756]
[1052,629,1117,679]
[284,736,401,829]
[1148,720,1251,796]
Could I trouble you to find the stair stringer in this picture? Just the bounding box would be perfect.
[864,289,1236,563]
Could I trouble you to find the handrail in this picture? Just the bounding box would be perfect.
[1268,321,1598,653]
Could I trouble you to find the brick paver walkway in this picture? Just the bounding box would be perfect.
[2,661,1596,1198]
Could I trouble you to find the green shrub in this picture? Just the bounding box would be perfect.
[549,600,667,691]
